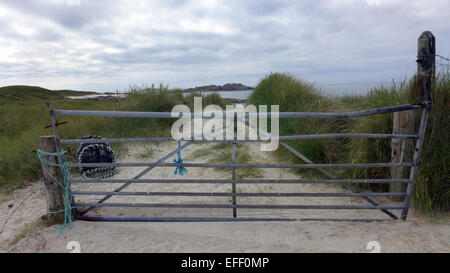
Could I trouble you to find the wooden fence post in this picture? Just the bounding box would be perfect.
[416,31,435,103]
[390,110,415,201]
[40,135,65,224]
[390,31,435,201]
[399,31,435,219]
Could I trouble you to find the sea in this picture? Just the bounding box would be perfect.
[193,82,391,101]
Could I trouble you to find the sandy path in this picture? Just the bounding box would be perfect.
[7,211,450,253]
[1,137,449,252]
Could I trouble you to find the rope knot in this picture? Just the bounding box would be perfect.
[173,140,187,176]
[37,149,73,233]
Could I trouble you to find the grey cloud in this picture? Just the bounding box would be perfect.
[0,18,28,41]
[32,27,63,42]
[2,0,121,30]
[92,44,222,67]
[161,0,189,8]
[241,0,290,16]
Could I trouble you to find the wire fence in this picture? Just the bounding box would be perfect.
[436,54,450,68]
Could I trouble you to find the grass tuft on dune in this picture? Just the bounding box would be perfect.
[248,72,449,212]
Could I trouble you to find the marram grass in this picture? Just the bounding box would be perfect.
[248,72,449,213]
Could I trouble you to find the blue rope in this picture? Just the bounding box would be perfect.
[37,150,73,233]
[173,140,187,176]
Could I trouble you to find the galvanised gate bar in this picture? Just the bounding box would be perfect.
[46,32,435,223]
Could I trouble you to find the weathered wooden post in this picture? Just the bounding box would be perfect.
[389,110,415,201]
[400,31,435,220]
[40,135,65,224]
[416,31,435,103]
[390,31,435,202]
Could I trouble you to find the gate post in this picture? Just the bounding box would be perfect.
[40,135,66,224]
[390,110,415,201]
[400,31,435,220]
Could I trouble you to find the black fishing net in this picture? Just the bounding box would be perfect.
[76,135,119,179]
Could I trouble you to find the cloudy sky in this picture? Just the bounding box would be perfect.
[0,0,449,92]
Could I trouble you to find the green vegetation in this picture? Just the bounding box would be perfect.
[0,84,226,190]
[0,85,97,105]
[341,74,449,212]
[414,75,449,212]
[248,72,449,212]
[248,73,348,176]
[341,80,413,191]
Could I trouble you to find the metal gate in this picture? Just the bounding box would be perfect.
[46,100,429,223]
[46,32,434,223]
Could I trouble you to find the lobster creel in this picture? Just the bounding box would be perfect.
[76,135,119,179]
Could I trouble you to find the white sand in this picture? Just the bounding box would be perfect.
[1,138,449,253]
[66,94,126,100]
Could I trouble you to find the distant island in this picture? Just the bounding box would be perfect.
[184,83,253,93]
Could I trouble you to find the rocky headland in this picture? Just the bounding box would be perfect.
[184,83,253,93]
